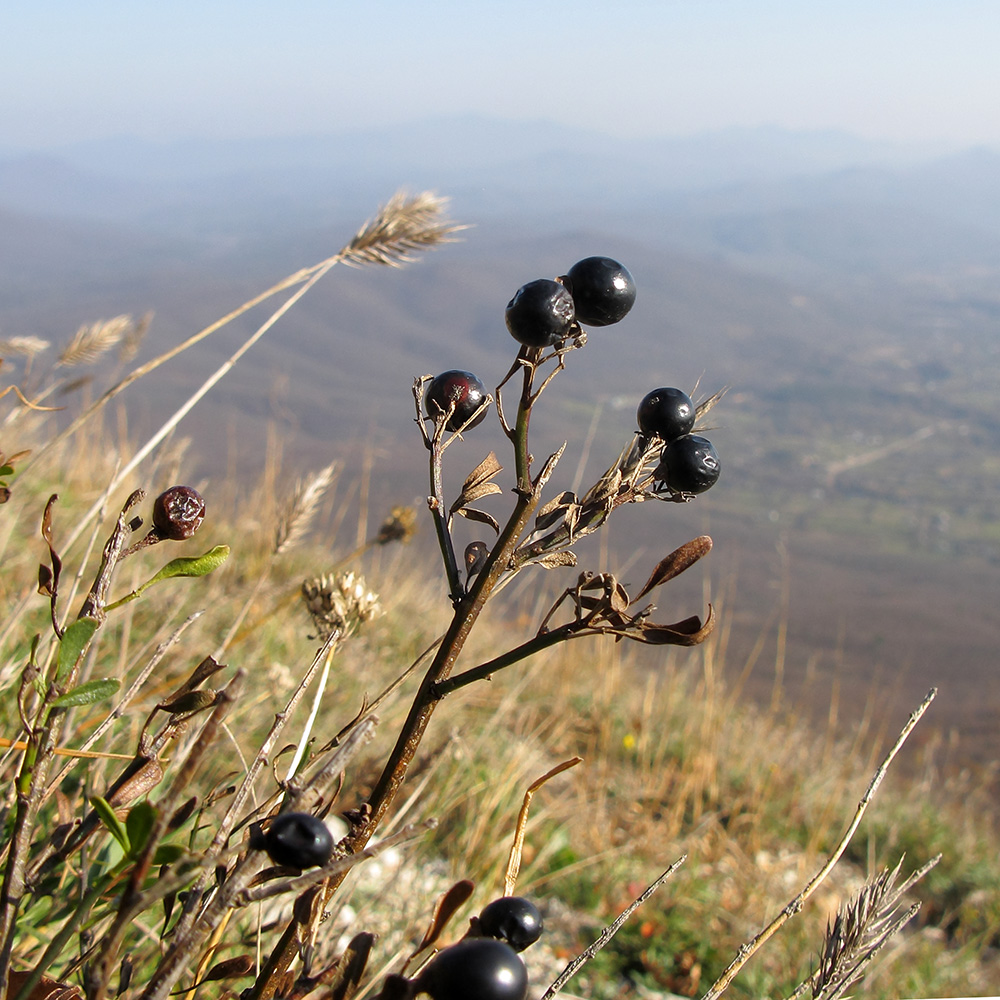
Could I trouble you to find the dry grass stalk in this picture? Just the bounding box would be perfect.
[274,462,338,555]
[343,191,467,268]
[57,316,135,367]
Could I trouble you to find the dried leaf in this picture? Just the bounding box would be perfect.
[156,690,217,716]
[464,451,503,489]
[465,541,489,577]
[325,932,376,1000]
[205,955,255,981]
[414,880,475,954]
[632,606,716,646]
[39,494,62,600]
[633,535,713,604]
[5,971,83,1000]
[451,453,504,515]
[533,443,566,492]
[532,551,578,570]
[534,490,577,530]
[454,507,501,534]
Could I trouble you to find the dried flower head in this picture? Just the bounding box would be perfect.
[302,571,380,640]
[374,506,418,546]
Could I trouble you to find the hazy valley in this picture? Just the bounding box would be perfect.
[3,117,999,782]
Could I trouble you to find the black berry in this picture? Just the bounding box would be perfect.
[425,371,488,431]
[152,486,205,540]
[505,279,575,348]
[478,896,544,952]
[637,387,695,442]
[565,257,636,326]
[658,435,720,495]
[415,939,527,1000]
[263,813,334,869]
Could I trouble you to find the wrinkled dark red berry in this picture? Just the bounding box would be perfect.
[565,257,636,326]
[425,370,488,431]
[478,896,544,952]
[415,938,528,1000]
[263,812,334,869]
[658,435,720,495]
[637,387,695,442]
[505,279,575,348]
[152,486,205,540]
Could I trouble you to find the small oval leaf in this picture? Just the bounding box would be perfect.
[91,795,130,853]
[51,677,119,708]
[56,617,99,681]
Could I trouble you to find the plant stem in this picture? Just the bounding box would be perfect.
[428,438,463,603]
[249,364,550,1000]
[430,622,592,699]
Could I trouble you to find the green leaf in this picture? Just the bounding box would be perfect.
[56,617,99,682]
[91,795,130,854]
[0,464,14,477]
[50,677,120,708]
[105,545,230,610]
[126,801,157,858]
[153,843,186,866]
[144,545,230,585]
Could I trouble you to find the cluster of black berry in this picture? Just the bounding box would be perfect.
[414,896,543,1000]
[638,386,720,495]
[424,256,636,430]
[505,255,636,346]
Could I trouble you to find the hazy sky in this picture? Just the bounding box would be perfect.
[3,0,999,149]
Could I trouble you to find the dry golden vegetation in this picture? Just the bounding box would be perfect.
[1,193,998,1000]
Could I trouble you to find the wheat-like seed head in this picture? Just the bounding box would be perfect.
[57,315,136,367]
[809,856,935,1000]
[274,462,338,555]
[0,335,51,359]
[119,311,152,363]
[342,191,466,268]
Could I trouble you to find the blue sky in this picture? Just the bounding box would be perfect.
[3,0,999,149]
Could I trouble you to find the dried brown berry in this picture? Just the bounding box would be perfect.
[152,486,205,540]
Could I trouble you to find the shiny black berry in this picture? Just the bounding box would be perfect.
[659,435,720,495]
[637,387,695,442]
[478,896,543,952]
[505,279,575,348]
[565,257,636,326]
[152,486,205,540]
[263,813,334,869]
[415,938,528,1000]
[425,370,488,431]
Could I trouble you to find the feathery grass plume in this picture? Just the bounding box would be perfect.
[342,191,466,268]
[798,855,940,1000]
[118,311,152,364]
[0,336,50,359]
[302,571,380,639]
[274,462,338,555]
[57,315,135,367]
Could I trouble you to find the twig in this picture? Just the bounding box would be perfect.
[539,857,687,999]
[701,687,938,1000]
